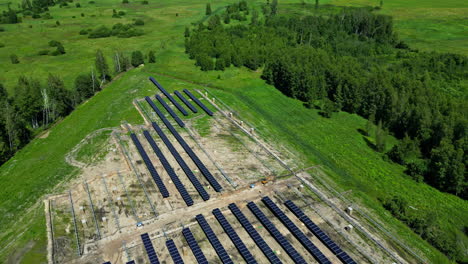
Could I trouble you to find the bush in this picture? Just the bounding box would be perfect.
[122,0,129,3]
[134,19,144,26]
[88,25,111,38]
[79,29,88,35]
[43,13,53,19]
[111,23,143,38]
[0,43,5,48]
[49,40,60,47]
[142,0,148,4]
[56,20,60,26]
[81,13,85,17]
[50,50,61,56]
[0,27,4,32]
[59,2,68,7]
[10,54,19,64]
[148,50,155,63]
[131,50,144,66]
[88,1,95,3]
[38,50,49,55]
[75,3,81,7]
[118,11,125,16]
[32,13,41,19]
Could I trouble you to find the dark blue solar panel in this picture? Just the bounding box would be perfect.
[183,89,213,116]
[103,262,111,264]
[247,202,307,264]
[262,197,331,264]
[166,239,184,264]
[149,122,209,201]
[182,227,209,264]
[143,130,193,206]
[212,208,257,264]
[126,261,135,264]
[228,203,282,264]
[130,133,169,198]
[149,77,188,116]
[284,200,357,264]
[145,97,222,192]
[195,214,233,264]
[175,90,198,113]
[141,233,160,264]
[156,94,185,127]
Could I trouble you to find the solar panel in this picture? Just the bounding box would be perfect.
[156,94,185,127]
[182,227,209,264]
[149,77,188,116]
[284,200,357,264]
[141,233,160,264]
[130,133,169,198]
[212,208,257,264]
[143,130,193,206]
[149,122,210,201]
[103,262,111,264]
[146,97,222,192]
[228,203,283,264]
[166,239,184,264]
[195,214,233,264]
[262,197,331,264]
[126,261,135,264]
[175,90,198,113]
[247,201,307,264]
[183,89,213,116]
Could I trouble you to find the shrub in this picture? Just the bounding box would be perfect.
[0,27,4,32]
[75,3,81,7]
[50,50,61,56]
[122,0,129,3]
[43,13,53,19]
[134,19,144,26]
[131,50,144,66]
[0,43,5,48]
[142,0,148,4]
[148,50,155,63]
[111,23,143,38]
[10,54,19,64]
[79,29,88,35]
[38,50,49,55]
[88,1,95,3]
[32,13,41,19]
[81,13,85,17]
[56,20,60,26]
[29,25,33,28]
[72,15,76,18]
[59,2,68,7]
[88,25,111,38]
[49,40,60,47]
[118,11,125,16]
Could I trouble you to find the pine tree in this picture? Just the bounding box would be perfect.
[205,3,212,15]
[95,49,110,82]
[271,0,278,15]
[184,27,190,37]
[131,50,144,67]
[375,120,386,152]
[148,51,156,63]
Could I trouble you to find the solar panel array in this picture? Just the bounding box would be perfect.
[166,239,185,264]
[102,262,111,264]
[228,203,283,264]
[143,130,193,206]
[195,214,234,264]
[156,94,185,127]
[150,122,209,201]
[146,97,222,192]
[141,233,160,264]
[212,208,257,264]
[285,200,357,264]
[175,90,198,113]
[262,197,331,264]
[183,89,213,116]
[182,227,209,264]
[126,261,135,264]
[149,77,188,116]
[247,201,307,264]
[130,133,169,198]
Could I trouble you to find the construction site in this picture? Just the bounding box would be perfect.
[45,77,422,264]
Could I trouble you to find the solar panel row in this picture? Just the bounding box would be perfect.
[247,201,307,264]
[126,261,135,264]
[284,200,357,264]
[166,239,185,264]
[130,133,169,198]
[262,197,331,264]
[102,262,111,264]
[183,89,213,116]
[146,97,222,192]
[175,90,198,113]
[143,130,194,206]
[228,203,283,264]
[182,227,209,264]
[195,214,233,264]
[150,122,209,201]
[149,77,188,116]
[156,95,185,127]
[212,208,257,264]
[141,233,160,264]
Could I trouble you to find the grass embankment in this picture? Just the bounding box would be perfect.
[0,0,466,263]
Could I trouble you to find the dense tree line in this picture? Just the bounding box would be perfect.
[185,3,467,261]
[0,49,150,165]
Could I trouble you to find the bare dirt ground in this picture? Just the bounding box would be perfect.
[46,92,414,264]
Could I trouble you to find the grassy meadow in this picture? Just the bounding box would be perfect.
[0,0,467,263]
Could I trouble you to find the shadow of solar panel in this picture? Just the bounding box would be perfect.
[145,96,222,192]
[182,227,209,264]
[130,133,169,198]
[228,203,282,264]
[247,201,307,264]
[141,233,160,264]
[156,95,185,127]
[166,239,184,264]
[195,214,233,264]
[284,200,357,264]
[149,77,188,116]
[183,89,213,116]
[149,122,209,201]
[212,208,257,264]
[143,130,193,206]
[175,90,198,113]
[262,197,331,264]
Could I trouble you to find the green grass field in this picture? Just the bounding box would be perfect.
[0,0,467,263]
